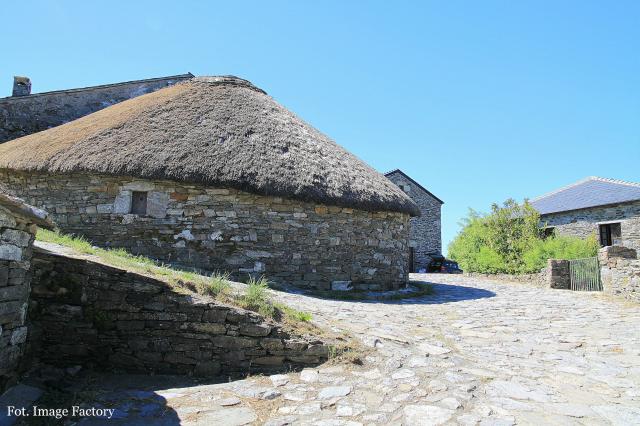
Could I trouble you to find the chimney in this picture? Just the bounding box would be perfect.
[12,76,31,96]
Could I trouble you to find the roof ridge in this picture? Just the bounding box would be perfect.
[590,176,640,188]
[0,73,194,101]
[190,76,267,95]
[383,168,444,204]
[532,176,640,203]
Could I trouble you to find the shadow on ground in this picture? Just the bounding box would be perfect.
[272,281,496,305]
[16,373,223,426]
[407,282,496,304]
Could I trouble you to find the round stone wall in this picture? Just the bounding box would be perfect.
[0,171,410,290]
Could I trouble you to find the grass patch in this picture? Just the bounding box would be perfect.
[237,276,313,323]
[238,275,276,318]
[36,229,311,324]
[38,229,97,254]
[275,302,313,322]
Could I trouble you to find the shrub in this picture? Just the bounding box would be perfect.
[522,234,599,271]
[449,199,598,274]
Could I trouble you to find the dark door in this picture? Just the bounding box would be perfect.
[131,191,148,215]
[409,247,415,273]
[599,224,612,246]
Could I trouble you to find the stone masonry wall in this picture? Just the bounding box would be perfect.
[0,74,192,143]
[542,201,640,251]
[599,246,640,303]
[386,172,442,271]
[464,259,568,289]
[464,271,547,288]
[0,205,37,390]
[28,248,328,376]
[0,171,410,290]
[547,259,570,289]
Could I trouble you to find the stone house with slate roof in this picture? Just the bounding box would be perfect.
[0,76,419,291]
[385,169,443,272]
[1,74,194,143]
[531,177,640,251]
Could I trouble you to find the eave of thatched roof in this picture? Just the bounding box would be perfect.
[0,76,419,216]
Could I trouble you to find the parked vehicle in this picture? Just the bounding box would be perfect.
[427,253,463,274]
[441,260,463,274]
[426,253,445,272]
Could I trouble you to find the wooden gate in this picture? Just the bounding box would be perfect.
[568,257,602,291]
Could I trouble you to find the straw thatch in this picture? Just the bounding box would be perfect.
[0,76,419,216]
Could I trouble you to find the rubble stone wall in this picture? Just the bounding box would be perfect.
[541,201,640,251]
[28,248,328,376]
[0,170,410,290]
[463,259,569,289]
[599,246,640,303]
[385,171,442,271]
[0,205,37,390]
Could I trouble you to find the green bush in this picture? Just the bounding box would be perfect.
[522,234,599,271]
[448,199,598,274]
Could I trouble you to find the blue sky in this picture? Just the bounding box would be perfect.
[3,0,639,252]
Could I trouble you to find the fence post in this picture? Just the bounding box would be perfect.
[547,259,570,289]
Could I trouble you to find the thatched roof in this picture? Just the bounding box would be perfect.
[0,76,419,216]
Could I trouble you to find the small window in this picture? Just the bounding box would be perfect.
[131,191,148,215]
[599,222,621,247]
[543,227,555,239]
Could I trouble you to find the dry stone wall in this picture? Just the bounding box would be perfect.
[542,201,640,251]
[385,172,442,271]
[28,248,328,376]
[0,205,37,390]
[599,246,640,303]
[463,260,569,289]
[463,271,548,288]
[0,74,192,143]
[0,171,410,290]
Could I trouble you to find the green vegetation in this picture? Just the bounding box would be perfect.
[448,199,599,274]
[36,229,311,323]
[238,275,276,317]
[273,302,313,322]
[522,234,600,271]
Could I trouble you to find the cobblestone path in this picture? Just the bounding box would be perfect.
[71,274,640,425]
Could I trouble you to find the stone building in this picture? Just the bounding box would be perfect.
[531,177,640,251]
[385,169,443,272]
[0,73,193,143]
[0,76,419,291]
[0,192,52,391]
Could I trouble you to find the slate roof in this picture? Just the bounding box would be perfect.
[384,169,444,204]
[0,73,194,101]
[530,177,640,215]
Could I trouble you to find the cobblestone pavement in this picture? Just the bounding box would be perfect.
[40,274,640,425]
